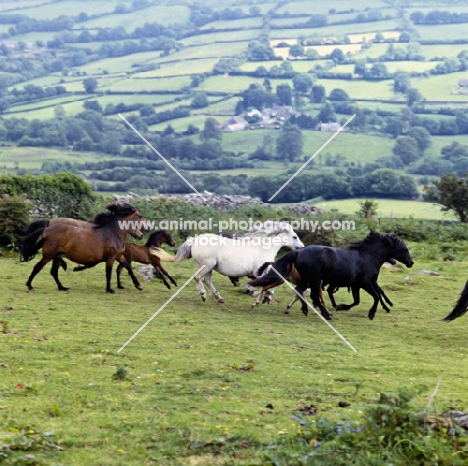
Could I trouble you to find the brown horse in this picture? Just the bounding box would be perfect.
[117,229,177,290]
[19,203,145,293]
[13,204,144,272]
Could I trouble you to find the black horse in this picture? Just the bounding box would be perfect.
[248,231,414,321]
[444,280,468,321]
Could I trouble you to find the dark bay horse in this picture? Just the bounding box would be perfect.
[444,281,468,321]
[249,231,413,321]
[117,229,177,290]
[19,203,145,293]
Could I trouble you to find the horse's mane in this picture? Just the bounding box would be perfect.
[91,203,137,228]
[145,229,170,247]
[348,230,407,251]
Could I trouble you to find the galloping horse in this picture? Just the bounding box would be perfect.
[116,229,177,290]
[152,222,304,303]
[249,231,413,321]
[19,203,145,293]
[13,204,144,274]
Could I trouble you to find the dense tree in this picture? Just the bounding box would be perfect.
[311,85,326,103]
[393,73,411,93]
[407,87,422,105]
[190,92,209,109]
[392,136,420,164]
[276,122,303,161]
[318,102,336,122]
[83,77,98,94]
[354,60,366,76]
[201,117,221,142]
[368,62,388,79]
[425,173,468,222]
[330,48,346,63]
[408,126,431,152]
[328,88,350,101]
[276,84,292,106]
[289,44,305,57]
[292,74,313,93]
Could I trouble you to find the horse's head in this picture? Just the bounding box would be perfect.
[385,233,414,268]
[275,225,304,250]
[102,204,145,240]
[146,230,176,248]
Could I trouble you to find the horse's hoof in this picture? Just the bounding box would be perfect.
[323,313,333,321]
[201,296,206,302]
[137,285,143,291]
[217,298,225,303]
[27,287,35,292]
[285,309,290,314]
[118,285,124,289]
[59,287,70,291]
[368,314,375,320]
[164,284,171,290]
[107,289,117,294]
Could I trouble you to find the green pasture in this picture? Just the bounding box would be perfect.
[276,0,388,14]
[269,20,399,41]
[220,130,395,165]
[7,75,63,92]
[100,76,191,93]
[133,58,220,79]
[317,78,395,100]
[79,5,190,30]
[149,115,220,133]
[0,0,54,11]
[150,42,251,65]
[17,0,117,19]
[384,61,440,74]
[412,71,468,102]
[420,43,468,60]
[2,244,468,463]
[0,146,128,172]
[199,75,291,94]
[1,100,88,120]
[354,100,405,113]
[4,95,88,115]
[76,52,161,75]
[315,198,457,220]
[199,17,263,30]
[180,30,261,47]
[415,23,468,41]
[190,97,238,115]
[353,42,391,59]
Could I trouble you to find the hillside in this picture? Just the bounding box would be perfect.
[0,0,468,206]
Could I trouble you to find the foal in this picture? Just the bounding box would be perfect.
[117,230,177,290]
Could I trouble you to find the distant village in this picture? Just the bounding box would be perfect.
[221,105,341,132]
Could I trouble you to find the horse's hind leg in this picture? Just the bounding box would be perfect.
[379,286,393,310]
[160,266,177,287]
[336,287,360,311]
[116,262,124,289]
[26,258,48,291]
[309,282,332,321]
[50,256,69,291]
[203,271,224,303]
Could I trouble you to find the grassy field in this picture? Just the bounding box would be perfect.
[319,78,395,100]
[100,76,191,93]
[315,198,457,220]
[412,72,468,102]
[180,30,261,47]
[199,17,263,30]
[17,0,117,18]
[2,244,468,463]
[133,58,221,78]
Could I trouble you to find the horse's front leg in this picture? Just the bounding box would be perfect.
[119,259,143,290]
[51,257,69,291]
[26,258,48,291]
[105,261,116,294]
[363,282,381,320]
[203,271,224,303]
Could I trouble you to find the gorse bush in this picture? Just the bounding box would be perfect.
[266,388,468,465]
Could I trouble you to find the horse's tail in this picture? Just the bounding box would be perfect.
[19,227,46,262]
[444,280,468,321]
[12,219,49,236]
[174,238,193,262]
[256,261,273,277]
[248,250,299,287]
[149,247,176,262]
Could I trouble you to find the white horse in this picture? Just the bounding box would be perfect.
[152,222,304,303]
